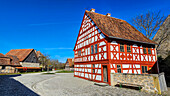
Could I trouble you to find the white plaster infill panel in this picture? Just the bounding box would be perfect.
[99,41,106,46]
[96,75,101,81]
[111,70,115,73]
[122,64,130,68]
[20,62,40,67]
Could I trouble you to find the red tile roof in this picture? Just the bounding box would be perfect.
[5,49,34,62]
[7,55,20,66]
[0,53,5,57]
[86,11,156,44]
[66,58,74,67]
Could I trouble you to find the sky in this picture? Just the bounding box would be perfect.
[0,0,169,63]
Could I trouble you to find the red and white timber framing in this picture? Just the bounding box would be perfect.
[73,12,157,85]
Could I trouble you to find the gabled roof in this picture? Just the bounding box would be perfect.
[66,58,74,67]
[85,10,156,45]
[0,53,5,57]
[5,49,34,62]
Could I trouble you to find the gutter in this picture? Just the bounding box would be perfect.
[108,36,157,45]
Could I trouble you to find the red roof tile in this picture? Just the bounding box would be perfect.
[66,58,74,67]
[0,53,5,57]
[5,49,34,62]
[86,11,156,44]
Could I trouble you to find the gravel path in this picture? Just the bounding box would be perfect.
[0,73,156,96]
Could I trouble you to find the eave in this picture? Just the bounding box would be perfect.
[108,36,157,45]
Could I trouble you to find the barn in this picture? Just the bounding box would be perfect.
[6,49,41,72]
[73,9,158,85]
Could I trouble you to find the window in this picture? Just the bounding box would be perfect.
[94,44,98,53]
[127,45,131,52]
[78,50,81,56]
[120,44,124,52]
[143,47,147,54]
[93,69,95,73]
[148,48,151,54]
[117,65,121,73]
[142,66,148,73]
[93,64,95,68]
[86,36,88,40]
[91,45,94,54]
[93,64,95,73]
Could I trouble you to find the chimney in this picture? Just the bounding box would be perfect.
[90,8,95,12]
[106,13,111,16]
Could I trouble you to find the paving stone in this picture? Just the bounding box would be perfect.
[0,73,157,96]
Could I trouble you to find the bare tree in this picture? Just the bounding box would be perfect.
[51,59,59,69]
[39,53,50,71]
[132,11,165,39]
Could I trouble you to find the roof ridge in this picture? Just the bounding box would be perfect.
[86,10,156,45]
[5,49,34,61]
[86,10,126,22]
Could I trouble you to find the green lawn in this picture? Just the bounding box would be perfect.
[55,70,74,73]
[0,71,43,75]
[42,73,55,75]
[21,71,42,74]
[0,73,22,75]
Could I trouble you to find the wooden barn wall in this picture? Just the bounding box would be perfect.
[23,51,38,63]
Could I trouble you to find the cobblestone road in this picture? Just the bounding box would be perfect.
[0,73,156,96]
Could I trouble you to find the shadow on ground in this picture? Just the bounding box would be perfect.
[0,74,39,96]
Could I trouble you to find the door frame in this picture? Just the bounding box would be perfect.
[102,65,108,82]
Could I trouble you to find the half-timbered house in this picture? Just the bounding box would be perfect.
[73,9,158,85]
[65,58,74,71]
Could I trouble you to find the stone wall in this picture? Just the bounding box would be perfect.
[0,66,16,73]
[110,73,160,93]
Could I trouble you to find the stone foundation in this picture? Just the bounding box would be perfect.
[0,66,16,73]
[111,73,160,93]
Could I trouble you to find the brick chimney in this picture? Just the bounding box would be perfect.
[90,8,95,12]
[106,13,111,16]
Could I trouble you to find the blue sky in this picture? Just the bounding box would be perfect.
[0,0,169,62]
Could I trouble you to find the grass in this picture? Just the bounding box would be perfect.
[0,73,21,75]
[21,71,42,74]
[0,71,43,75]
[54,69,63,70]
[55,70,74,73]
[42,73,55,75]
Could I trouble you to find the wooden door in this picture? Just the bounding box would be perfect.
[103,66,108,82]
